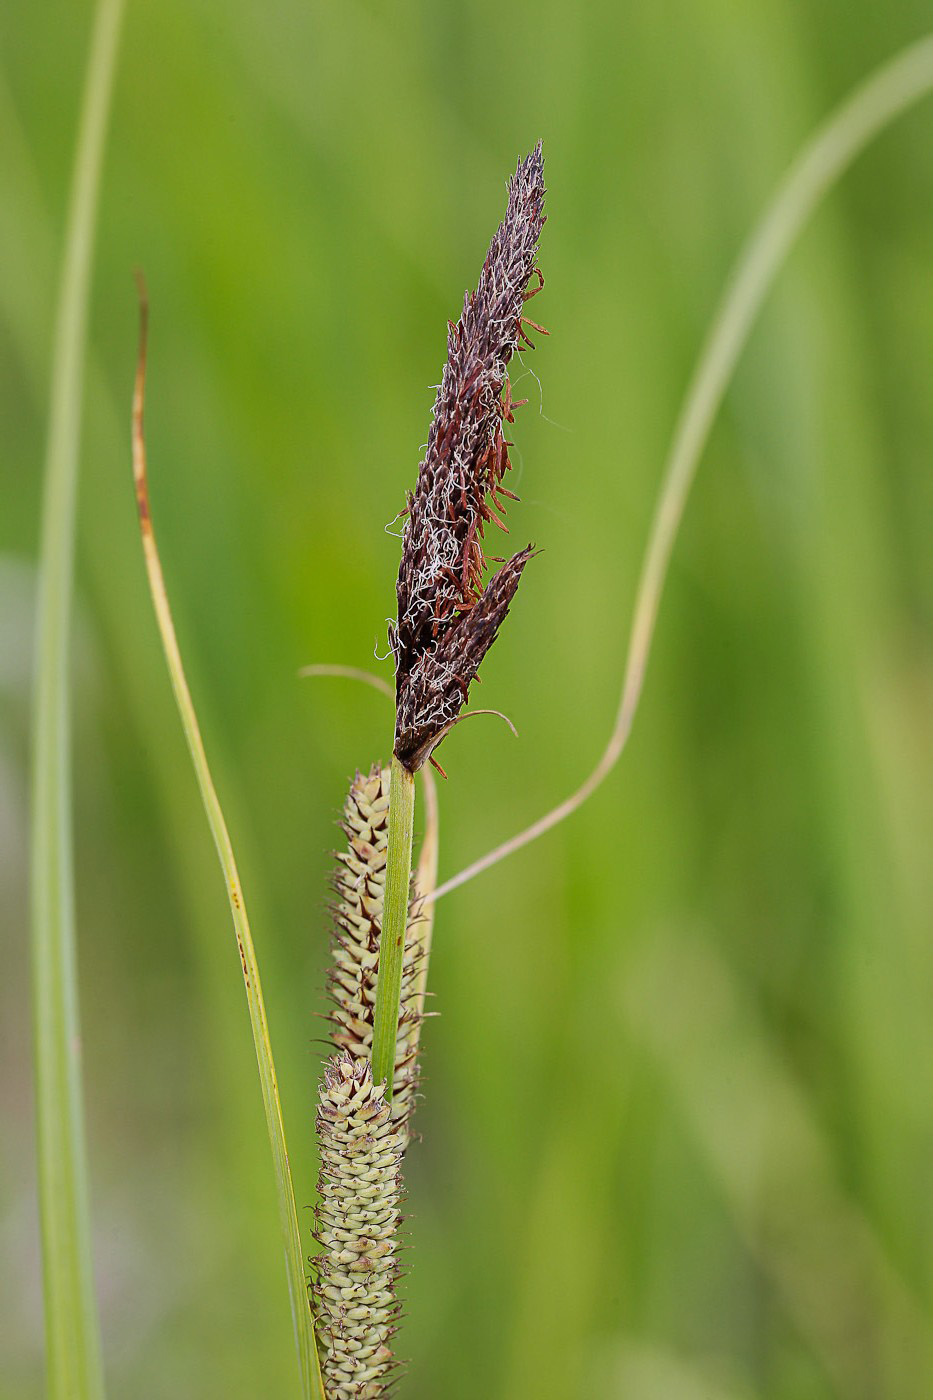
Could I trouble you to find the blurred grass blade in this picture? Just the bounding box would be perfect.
[623,935,933,1395]
[29,0,125,1395]
[131,287,324,1400]
[298,662,393,697]
[430,31,933,904]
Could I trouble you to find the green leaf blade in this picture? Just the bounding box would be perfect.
[130,293,324,1400]
[29,1,125,1395]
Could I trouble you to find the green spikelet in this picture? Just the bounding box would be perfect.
[328,764,424,1131]
[313,1053,404,1399]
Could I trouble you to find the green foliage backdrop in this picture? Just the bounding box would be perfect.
[2,2,932,1396]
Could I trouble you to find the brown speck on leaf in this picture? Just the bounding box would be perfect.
[391,143,547,771]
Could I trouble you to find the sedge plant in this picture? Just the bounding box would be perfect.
[310,147,548,1392]
[118,33,933,1400]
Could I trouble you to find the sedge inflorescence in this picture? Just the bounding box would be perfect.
[312,1054,405,1400]
[312,767,424,1394]
[391,143,547,772]
[327,765,425,1134]
[313,144,548,1398]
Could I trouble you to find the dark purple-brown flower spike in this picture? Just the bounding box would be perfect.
[391,143,548,771]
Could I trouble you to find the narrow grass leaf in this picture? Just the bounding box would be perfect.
[431,33,933,903]
[130,288,324,1400]
[29,1,124,1395]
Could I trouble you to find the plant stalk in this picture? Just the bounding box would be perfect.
[29,1,124,1395]
[371,754,416,1100]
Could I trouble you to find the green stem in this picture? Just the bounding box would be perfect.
[411,765,439,1022]
[371,754,416,1100]
[29,2,124,1396]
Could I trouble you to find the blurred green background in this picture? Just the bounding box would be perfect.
[3,2,933,1396]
